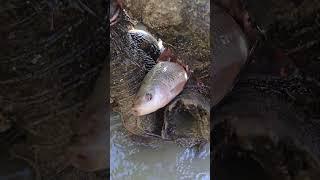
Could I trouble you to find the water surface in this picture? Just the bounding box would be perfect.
[110,112,210,180]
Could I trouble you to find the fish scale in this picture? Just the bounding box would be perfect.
[147,62,186,89]
[129,29,159,71]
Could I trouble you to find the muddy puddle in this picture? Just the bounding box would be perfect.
[110,112,210,180]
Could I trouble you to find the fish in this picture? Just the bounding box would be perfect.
[211,4,248,107]
[128,29,164,62]
[128,29,160,71]
[68,63,108,172]
[132,61,188,116]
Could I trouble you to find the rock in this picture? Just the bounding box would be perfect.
[124,0,210,68]
[163,89,210,147]
[124,0,184,29]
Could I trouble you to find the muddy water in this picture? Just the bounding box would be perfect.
[110,112,210,180]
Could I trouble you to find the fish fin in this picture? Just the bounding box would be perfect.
[170,81,186,94]
[158,39,165,53]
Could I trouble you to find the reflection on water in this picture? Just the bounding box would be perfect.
[110,112,210,180]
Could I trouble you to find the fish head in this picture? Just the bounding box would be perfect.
[132,85,165,116]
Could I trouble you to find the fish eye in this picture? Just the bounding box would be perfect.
[145,93,152,101]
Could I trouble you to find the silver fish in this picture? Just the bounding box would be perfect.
[132,61,188,116]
